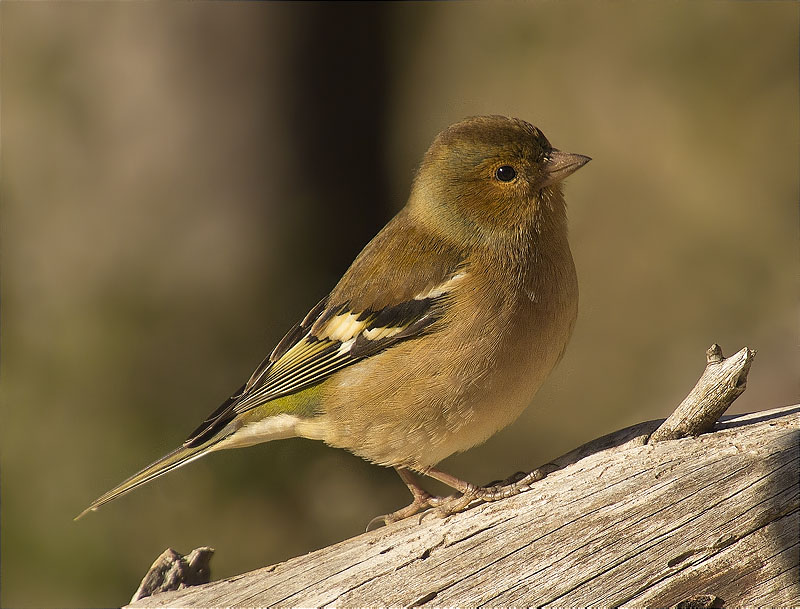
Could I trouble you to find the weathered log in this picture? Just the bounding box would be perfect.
[127,346,799,607]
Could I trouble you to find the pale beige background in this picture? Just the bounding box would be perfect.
[2,2,797,606]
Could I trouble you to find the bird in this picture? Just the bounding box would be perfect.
[76,115,590,524]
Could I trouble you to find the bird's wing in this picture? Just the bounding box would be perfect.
[184,270,468,447]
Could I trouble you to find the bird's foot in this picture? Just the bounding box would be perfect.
[366,492,436,531]
[430,468,549,517]
[368,466,549,530]
[366,480,452,530]
[367,467,457,530]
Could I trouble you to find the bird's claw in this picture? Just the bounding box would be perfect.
[366,490,441,531]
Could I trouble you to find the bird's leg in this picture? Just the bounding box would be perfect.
[366,467,450,530]
[423,466,549,515]
[368,466,549,529]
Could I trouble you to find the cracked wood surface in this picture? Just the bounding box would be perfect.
[128,404,799,608]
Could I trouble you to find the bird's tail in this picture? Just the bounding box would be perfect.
[74,437,223,520]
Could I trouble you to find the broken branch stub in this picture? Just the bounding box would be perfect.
[649,344,756,444]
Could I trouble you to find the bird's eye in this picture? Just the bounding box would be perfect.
[495,165,517,182]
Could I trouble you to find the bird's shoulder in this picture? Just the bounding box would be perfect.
[248,209,468,390]
[329,208,467,310]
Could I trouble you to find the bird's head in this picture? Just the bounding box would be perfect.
[409,115,590,247]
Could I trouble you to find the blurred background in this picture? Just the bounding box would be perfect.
[1,2,797,606]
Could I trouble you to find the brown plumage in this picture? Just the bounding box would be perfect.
[77,115,589,523]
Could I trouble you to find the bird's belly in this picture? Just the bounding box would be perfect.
[306,292,577,470]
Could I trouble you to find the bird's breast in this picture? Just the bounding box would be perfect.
[311,247,578,470]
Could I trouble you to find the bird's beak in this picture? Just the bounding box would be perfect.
[541,150,591,187]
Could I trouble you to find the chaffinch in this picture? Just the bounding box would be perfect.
[77,115,590,524]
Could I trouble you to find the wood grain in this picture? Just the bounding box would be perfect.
[128,404,799,608]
